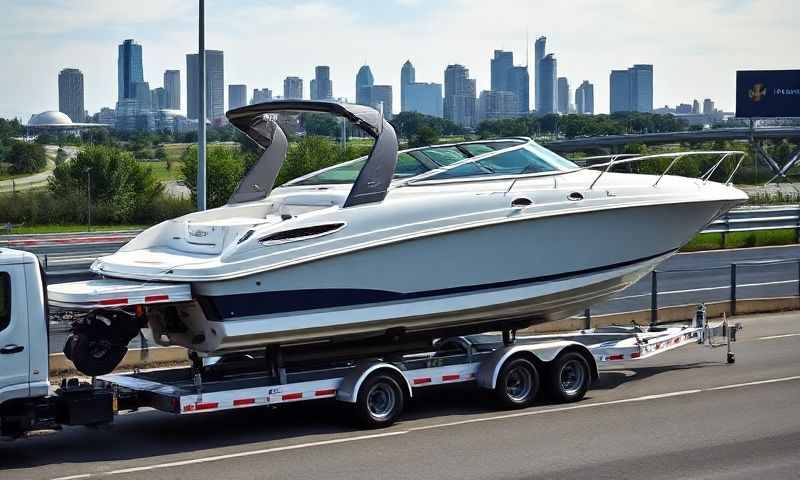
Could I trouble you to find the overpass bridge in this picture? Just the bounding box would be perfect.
[544,127,800,153]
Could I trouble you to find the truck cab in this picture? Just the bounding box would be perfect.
[0,248,50,407]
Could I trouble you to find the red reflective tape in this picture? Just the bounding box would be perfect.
[282,392,302,401]
[413,377,432,385]
[145,294,170,303]
[442,374,460,382]
[194,402,218,411]
[233,398,255,406]
[99,298,128,305]
[607,354,624,361]
[630,352,641,359]
[315,389,336,397]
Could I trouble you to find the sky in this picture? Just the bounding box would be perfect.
[0,0,797,121]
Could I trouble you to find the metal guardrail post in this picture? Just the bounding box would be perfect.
[721,213,729,248]
[730,263,737,316]
[584,308,591,329]
[650,271,658,325]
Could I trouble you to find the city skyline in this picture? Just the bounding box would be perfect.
[1,0,796,121]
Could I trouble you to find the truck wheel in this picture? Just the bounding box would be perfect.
[495,357,539,409]
[545,352,590,403]
[354,372,405,429]
[64,332,127,377]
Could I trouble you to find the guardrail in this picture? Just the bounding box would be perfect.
[702,205,800,235]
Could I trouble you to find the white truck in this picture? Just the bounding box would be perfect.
[0,247,735,438]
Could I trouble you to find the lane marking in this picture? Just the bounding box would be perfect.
[757,333,800,341]
[47,375,800,480]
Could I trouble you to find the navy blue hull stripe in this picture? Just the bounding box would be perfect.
[208,249,675,319]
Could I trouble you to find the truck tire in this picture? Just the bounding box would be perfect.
[544,352,590,403]
[494,357,540,409]
[64,331,127,377]
[354,372,405,429]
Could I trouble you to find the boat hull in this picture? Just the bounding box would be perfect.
[167,199,736,353]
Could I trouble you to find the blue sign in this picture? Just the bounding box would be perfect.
[736,70,800,118]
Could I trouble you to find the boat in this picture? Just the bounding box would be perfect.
[48,100,748,376]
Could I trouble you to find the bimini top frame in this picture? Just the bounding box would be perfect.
[225,100,398,208]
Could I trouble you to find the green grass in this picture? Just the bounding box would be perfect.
[0,224,148,235]
[682,229,798,252]
[140,160,184,182]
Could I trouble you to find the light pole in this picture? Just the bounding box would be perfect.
[85,167,92,232]
[197,0,207,211]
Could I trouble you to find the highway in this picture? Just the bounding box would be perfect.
[2,312,798,480]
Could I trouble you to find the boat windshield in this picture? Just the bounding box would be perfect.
[290,153,426,186]
[419,143,578,181]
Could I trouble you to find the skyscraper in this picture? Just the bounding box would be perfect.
[508,66,529,114]
[478,90,519,122]
[534,36,546,111]
[609,64,653,113]
[575,81,594,114]
[311,66,332,100]
[405,82,443,117]
[371,85,393,120]
[151,87,166,110]
[355,65,374,107]
[283,76,303,99]
[164,70,180,110]
[251,88,272,104]
[692,99,700,114]
[58,68,85,123]
[186,50,225,120]
[229,84,247,110]
[703,98,715,114]
[490,50,514,92]
[443,64,477,128]
[538,54,557,114]
[117,39,143,101]
[400,60,415,112]
[133,81,151,110]
[557,77,570,114]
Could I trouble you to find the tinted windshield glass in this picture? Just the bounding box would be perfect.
[419,147,467,166]
[425,145,577,181]
[291,153,429,186]
[394,153,428,178]
[461,144,495,156]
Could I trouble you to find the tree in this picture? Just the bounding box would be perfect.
[409,126,439,148]
[302,113,340,137]
[181,145,256,208]
[7,142,47,174]
[55,148,68,166]
[275,136,350,186]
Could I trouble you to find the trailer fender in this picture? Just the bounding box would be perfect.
[476,340,593,390]
[336,362,412,404]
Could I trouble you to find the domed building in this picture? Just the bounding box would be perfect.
[26,110,109,136]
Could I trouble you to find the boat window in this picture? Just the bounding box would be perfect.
[419,146,467,166]
[425,145,578,181]
[394,153,428,179]
[292,158,367,185]
[460,144,495,156]
[0,272,10,332]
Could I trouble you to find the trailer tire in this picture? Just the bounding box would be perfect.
[494,357,540,409]
[354,372,405,429]
[64,332,128,377]
[545,352,590,403]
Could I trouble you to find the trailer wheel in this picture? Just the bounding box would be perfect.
[354,372,405,429]
[494,357,540,409]
[64,332,127,377]
[545,352,590,403]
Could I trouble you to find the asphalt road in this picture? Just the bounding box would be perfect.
[3,312,799,480]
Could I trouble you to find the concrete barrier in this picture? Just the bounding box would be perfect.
[49,297,800,375]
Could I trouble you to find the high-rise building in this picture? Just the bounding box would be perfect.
[164,70,180,110]
[371,85,393,120]
[610,64,653,113]
[58,68,85,123]
[692,99,700,114]
[575,80,594,114]
[251,88,272,104]
[186,50,225,120]
[405,82,443,117]
[507,66,529,114]
[629,64,653,113]
[557,77,570,114]
[133,81,151,110]
[310,66,332,100]
[400,60,416,112]
[534,36,546,111]
[443,64,477,128]
[355,65,374,107]
[676,103,692,114]
[703,98,715,114]
[538,54,557,114]
[228,84,247,110]
[490,50,514,92]
[478,90,519,122]
[117,39,143,101]
[283,76,303,100]
[151,87,166,110]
